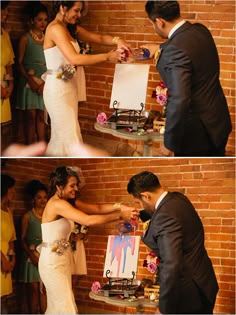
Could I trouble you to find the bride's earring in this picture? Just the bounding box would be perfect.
[57,189,62,198]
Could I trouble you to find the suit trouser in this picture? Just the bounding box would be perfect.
[175,134,227,157]
[194,288,215,314]
[174,115,228,157]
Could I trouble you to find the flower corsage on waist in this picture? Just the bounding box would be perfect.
[57,64,77,81]
[50,239,70,255]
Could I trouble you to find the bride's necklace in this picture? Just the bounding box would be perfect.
[32,208,42,220]
[30,29,45,42]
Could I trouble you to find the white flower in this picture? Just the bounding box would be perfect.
[57,64,77,81]
[51,239,70,255]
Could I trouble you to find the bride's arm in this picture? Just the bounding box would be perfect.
[76,25,131,51]
[75,199,134,215]
[45,199,131,226]
[45,23,124,66]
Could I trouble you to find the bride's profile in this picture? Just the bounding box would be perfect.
[43,1,130,156]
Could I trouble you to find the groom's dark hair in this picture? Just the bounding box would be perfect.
[127,171,161,198]
[145,1,180,22]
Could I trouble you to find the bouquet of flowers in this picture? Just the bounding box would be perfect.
[26,69,44,88]
[57,64,77,81]
[155,81,168,106]
[143,250,160,273]
[152,81,168,118]
[70,223,89,251]
[143,251,160,285]
[79,41,92,55]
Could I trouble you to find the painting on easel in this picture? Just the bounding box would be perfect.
[103,235,140,278]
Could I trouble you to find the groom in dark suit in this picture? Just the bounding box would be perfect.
[144,1,232,156]
[127,171,219,314]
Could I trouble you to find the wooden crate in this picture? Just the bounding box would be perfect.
[144,285,160,299]
[153,118,166,132]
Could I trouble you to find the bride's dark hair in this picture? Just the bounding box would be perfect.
[53,1,85,16]
[53,1,85,38]
[49,166,80,198]
[53,1,75,15]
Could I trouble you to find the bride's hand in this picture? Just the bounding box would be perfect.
[120,207,138,222]
[107,48,127,63]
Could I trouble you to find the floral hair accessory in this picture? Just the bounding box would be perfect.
[96,112,107,124]
[57,64,77,81]
[91,281,101,293]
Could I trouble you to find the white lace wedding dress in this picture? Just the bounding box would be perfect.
[43,41,86,156]
[38,218,78,314]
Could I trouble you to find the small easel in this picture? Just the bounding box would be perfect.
[107,101,147,130]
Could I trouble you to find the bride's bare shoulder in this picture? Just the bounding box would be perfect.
[46,20,63,35]
[44,21,68,49]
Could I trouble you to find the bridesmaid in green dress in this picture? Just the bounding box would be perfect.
[15,2,48,144]
[19,180,48,314]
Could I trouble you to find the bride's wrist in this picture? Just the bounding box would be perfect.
[113,202,122,211]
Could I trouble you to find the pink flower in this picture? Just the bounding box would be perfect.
[144,251,160,273]
[147,262,158,273]
[96,112,107,124]
[155,81,168,107]
[156,94,167,106]
[91,281,101,293]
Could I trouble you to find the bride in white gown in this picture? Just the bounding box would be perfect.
[43,1,130,156]
[44,42,85,156]
[38,166,134,314]
[39,218,77,314]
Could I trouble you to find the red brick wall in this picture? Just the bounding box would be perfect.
[2,158,235,314]
[6,1,236,155]
[80,0,236,155]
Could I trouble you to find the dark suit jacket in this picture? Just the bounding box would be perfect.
[142,192,219,314]
[157,22,232,155]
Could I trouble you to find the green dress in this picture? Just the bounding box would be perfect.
[19,211,42,283]
[15,33,46,111]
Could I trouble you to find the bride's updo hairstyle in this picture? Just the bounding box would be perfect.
[53,1,85,16]
[49,166,79,198]
[53,1,74,14]
[53,1,85,38]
